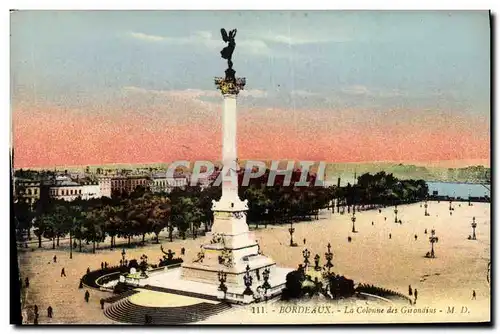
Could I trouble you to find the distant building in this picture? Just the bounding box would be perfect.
[111,175,150,194]
[150,173,188,193]
[42,176,101,201]
[14,179,41,207]
[97,176,112,198]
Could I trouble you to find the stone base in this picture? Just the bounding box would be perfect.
[136,266,293,304]
[181,256,276,286]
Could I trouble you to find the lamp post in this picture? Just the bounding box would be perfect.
[121,248,126,263]
[288,223,295,247]
[324,243,334,272]
[429,230,438,258]
[314,254,321,271]
[449,200,452,211]
[302,249,311,269]
[394,205,398,224]
[471,217,477,240]
[424,199,428,216]
[351,213,356,233]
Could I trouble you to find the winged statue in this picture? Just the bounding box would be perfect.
[220,28,237,69]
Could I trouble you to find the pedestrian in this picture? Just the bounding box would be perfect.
[181,247,185,256]
[100,298,105,309]
[384,217,387,221]
[472,290,476,300]
[408,285,413,296]
[256,269,261,281]
[34,305,38,316]
[372,221,374,226]
[303,238,306,245]
[424,229,427,234]
[25,277,30,288]
[414,289,418,301]
[414,235,418,241]
[53,255,57,263]
[120,259,123,266]
[379,209,381,213]
[104,262,107,269]
[101,262,104,270]
[86,267,90,275]
[47,306,53,318]
[85,290,90,303]
[61,267,66,277]
[389,233,392,239]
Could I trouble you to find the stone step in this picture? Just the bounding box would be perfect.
[104,297,232,324]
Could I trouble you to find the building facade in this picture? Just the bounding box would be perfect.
[97,176,112,198]
[14,179,41,207]
[111,175,151,195]
[43,176,101,201]
[150,173,189,193]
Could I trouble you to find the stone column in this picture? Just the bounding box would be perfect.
[222,93,239,202]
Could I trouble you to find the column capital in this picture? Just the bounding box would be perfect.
[215,77,246,95]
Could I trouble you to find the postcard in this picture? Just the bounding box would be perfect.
[11,10,491,325]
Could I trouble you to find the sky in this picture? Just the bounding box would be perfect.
[10,10,491,168]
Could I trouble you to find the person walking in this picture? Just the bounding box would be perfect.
[408,285,413,296]
[61,267,66,277]
[101,262,104,270]
[414,234,418,241]
[472,290,476,300]
[25,277,30,288]
[389,233,392,239]
[414,289,418,302]
[53,255,57,263]
[47,306,53,318]
[303,238,306,245]
[84,290,90,303]
[100,299,105,309]
[181,247,185,256]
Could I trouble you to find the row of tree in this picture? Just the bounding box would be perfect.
[14,170,429,252]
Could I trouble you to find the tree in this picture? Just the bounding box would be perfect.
[149,196,171,244]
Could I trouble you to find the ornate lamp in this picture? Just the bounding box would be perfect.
[429,231,439,258]
[325,243,334,272]
[302,249,311,268]
[471,217,477,240]
[394,205,398,223]
[288,223,295,246]
[351,213,356,233]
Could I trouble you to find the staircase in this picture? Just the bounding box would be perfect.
[142,284,220,301]
[103,290,139,304]
[104,298,232,324]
